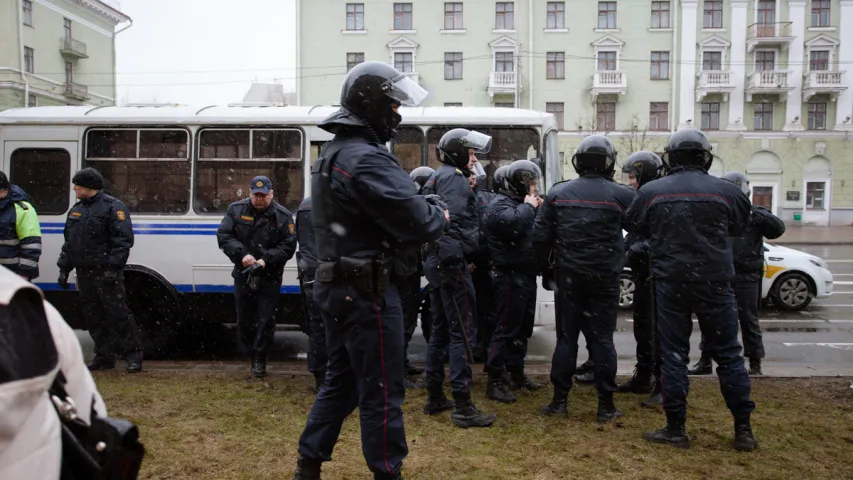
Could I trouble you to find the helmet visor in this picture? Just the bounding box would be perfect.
[460,131,493,154]
[472,160,487,180]
[386,74,429,107]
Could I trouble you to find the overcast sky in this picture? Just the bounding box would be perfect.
[114,0,296,106]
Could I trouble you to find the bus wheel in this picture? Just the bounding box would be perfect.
[124,268,181,359]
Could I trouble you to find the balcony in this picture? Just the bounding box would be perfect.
[59,37,88,59]
[696,70,736,101]
[63,83,89,101]
[488,71,521,99]
[745,70,794,101]
[589,71,627,102]
[746,22,795,52]
[803,70,847,101]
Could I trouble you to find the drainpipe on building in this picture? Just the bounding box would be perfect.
[112,19,133,105]
[528,0,533,109]
[17,0,30,107]
[670,0,679,132]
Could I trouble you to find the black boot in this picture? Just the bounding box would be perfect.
[86,354,115,371]
[576,360,594,375]
[486,374,516,404]
[688,356,713,375]
[451,398,496,428]
[640,380,662,408]
[540,390,569,417]
[251,353,267,378]
[292,454,322,480]
[733,418,758,452]
[312,371,325,394]
[616,368,652,394]
[644,413,690,448]
[405,359,424,376]
[423,388,454,415]
[749,358,763,376]
[374,472,403,480]
[574,371,595,384]
[596,393,623,424]
[510,372,545,391]
[125,351,143,374]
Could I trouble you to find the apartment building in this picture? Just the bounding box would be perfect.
[298,0,853,225]
[0,0,131,110]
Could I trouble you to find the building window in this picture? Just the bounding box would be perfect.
[445,52,463,79]
[808,102,827,130]
[598,2,617,29]
[65,61,73,84]
[755,51,775,71]
[495,52,514,72]
[444,102,462,107]
[495,2,514,29]
[703,51,722,70]
[809,50,829,71]
[703,0,723,29]
[393,3,413,30]
[27,93,36,107]
[754,103,773,130]
[701,102,720,130]
[63,18,71,38]
[24,47,34,73]
[546,52,565,79]
[597,51,616,71]
[9,149,71,215]
[651,2,670,28]
[812,0,830,28]
[597,102,616,130]
[346,52,364,71]
[806,182,826,209]
[757,0,775,35]
[346,3,365,31]
[546,2,565,29]
[495,102,514,108]
[22,0,32,26]
[546,102,565,130]
[650,51,670,80]
[649,103,668,130]
[394,52,413,73]
[444,3,463,29]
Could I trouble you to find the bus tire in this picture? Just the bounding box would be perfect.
[123,266,182,359]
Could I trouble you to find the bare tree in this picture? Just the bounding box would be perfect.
[573,115,611,136]
[617,114,660,156]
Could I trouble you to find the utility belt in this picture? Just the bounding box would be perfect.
[317,256,394,297]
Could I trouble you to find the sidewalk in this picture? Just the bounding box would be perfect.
[773,225,853,245]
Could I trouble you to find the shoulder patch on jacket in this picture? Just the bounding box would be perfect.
[288,223,295,235]
[240,215,254,221]
[116,210,126,221]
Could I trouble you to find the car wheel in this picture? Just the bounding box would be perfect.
[619,273,635,310]
[771,272,813,311]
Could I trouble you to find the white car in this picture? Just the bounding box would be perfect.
[618,242,833,312]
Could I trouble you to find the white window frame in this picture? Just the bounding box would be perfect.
[753,48,778,71]
[387,36,419,72]
[592,34,625,72]
[805,34,840,71]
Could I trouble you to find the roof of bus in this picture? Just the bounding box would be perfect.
[0,105,557,128]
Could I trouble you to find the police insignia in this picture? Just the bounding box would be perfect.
[288,223,295,235]
[70,211,82,217]
[240,215,254,221]
[116,211,126,221]
[256,180,264,187]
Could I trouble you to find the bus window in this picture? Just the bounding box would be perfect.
[391,126,424,172]
[85,128,191,214]
[9,149,71,215]
[195,128,304,214]
[426,127,540,190]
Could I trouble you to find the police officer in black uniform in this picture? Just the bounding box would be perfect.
[619,152,664,405]
[217,176,297,378]
[409,166,436,350]
[468,161,496,362]
[626,129,757,451]
[295,196,326,393]
[534,136,634,423]
[688,171,785,377]
[421,128,496,428]
[294,61,447,480]
[484,159,545,404]
[58,167,143,373]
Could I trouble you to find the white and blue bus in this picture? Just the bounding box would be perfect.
[0,104,560,356]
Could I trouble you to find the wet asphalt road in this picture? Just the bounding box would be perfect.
[75,243,853,376]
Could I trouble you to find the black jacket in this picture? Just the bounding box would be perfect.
[533,175,635,278]
[486,194,538,274]
[471,188,496,267]
[626,167,751,282]
[295,197,318,274]
[216,198,297,285]
[732,205,786,281]
[58,192,134,272]
[422,164,479,265]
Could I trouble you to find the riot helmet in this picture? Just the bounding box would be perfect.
[663,128,713,170]
[505,159,543,199]
[492,165,509,193]
[721,171,750,196]
[436,128,492,173]
[336,61,428,142]
[572,135,617,177]
[410,166,435,194]
[621,151,663,189]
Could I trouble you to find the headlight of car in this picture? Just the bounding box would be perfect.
[809,257,827,269]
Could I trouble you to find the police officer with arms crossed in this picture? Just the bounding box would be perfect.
[626,129,757,451]
[293,61,447,480]
[619,152,665,406]
[421,128,497,428]
[0,171,41,281]
[534,136,634,423]
[216,176,297,378]
[688,171,785,377]
[484,159,545,404]
[295,196,326,393]
[58,167,143,373]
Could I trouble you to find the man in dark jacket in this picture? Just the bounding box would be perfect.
[534,136,634,423]
[58,167,142,373]
[468,161,496,363]
[0,173,41,280]
[295,196,325,392]
[688,171,785,377]
[217,175,297,378]
[626,129,757,452]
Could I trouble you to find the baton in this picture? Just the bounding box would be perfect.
[241,263,263,275]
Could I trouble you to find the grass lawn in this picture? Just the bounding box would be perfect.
[95,372,853,480]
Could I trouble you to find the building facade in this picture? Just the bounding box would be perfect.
[0,0,130,111]
[298,0,853,225]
